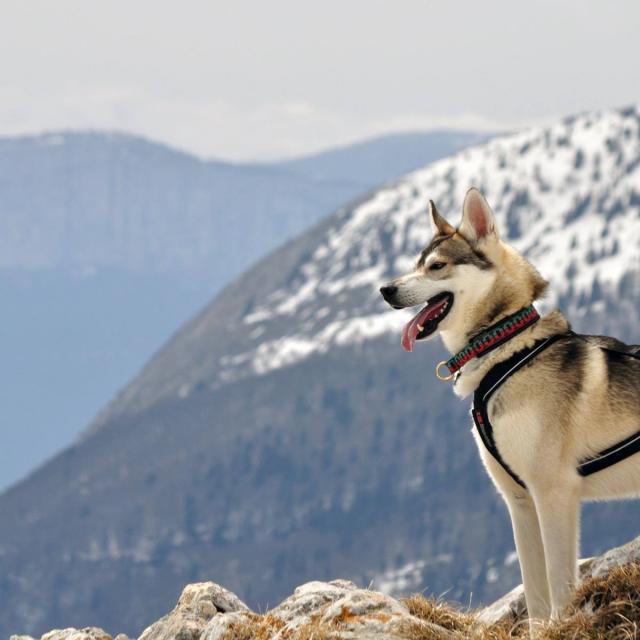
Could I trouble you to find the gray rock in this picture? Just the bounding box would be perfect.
[269,579,359,629]
[584,534,640,577]
[41,630,112,640]
[138,581,250,640]
[478,534,640,624]
[270,579,455,640]
[201,611,256,640]
[475,583,526,625]
[138,578,455,640]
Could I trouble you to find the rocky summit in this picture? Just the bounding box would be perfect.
[12,534,640,639]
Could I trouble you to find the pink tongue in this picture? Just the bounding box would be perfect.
[401,299,446,352]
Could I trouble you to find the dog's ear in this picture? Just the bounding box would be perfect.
[429,200,455,236]
[459,188,499,244]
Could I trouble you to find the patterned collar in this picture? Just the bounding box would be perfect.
[436,306,540,380]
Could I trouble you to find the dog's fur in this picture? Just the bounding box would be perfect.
[380,189,640,625]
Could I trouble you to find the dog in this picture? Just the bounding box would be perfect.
[380,188,640,626]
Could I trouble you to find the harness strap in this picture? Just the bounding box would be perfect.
[472,332,640,489]
[578,431,640,476]
[573,334,640,475]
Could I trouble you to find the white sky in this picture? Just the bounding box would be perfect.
[1,0,639,161]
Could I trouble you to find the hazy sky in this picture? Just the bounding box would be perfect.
[1,0,639,160]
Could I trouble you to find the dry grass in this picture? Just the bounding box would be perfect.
[403,562,640,639]
[218,612,286,640]
[218,611,332,640]
[542,563,640,640]
[403,594,476,633]
[219,562,640,639]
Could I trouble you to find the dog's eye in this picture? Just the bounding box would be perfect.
[429,262,447,271]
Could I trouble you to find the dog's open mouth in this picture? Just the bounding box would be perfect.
[401,292,453,352]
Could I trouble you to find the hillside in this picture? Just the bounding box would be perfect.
[0,130,481,492]
[0,130,486,275]
[0,130,354,276]
[2,106,640,637]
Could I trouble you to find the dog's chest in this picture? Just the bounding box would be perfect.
[476,391,542,481]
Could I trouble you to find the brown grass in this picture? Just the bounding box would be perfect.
[219,562,640,639]
[541,563,640,640]
[218,610,334,640]
[403,593,476,633]
[218,612,286,640]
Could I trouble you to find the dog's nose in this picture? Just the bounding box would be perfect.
[380,285,398,301]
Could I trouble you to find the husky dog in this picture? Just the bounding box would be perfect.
[380,188,640,625]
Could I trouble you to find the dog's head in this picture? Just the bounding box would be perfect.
[380,188,547,352]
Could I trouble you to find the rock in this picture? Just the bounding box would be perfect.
[478,534,640,624]
[269,579,359,628]
[201,611,256,640]
[10,636,37,640]
[269,579,454,639]
[113,635,130,640]
[584,534,640,577]
[475,583,526,625]
[314,587,445,639]
[41,630,111,640]
[138,581,250,640]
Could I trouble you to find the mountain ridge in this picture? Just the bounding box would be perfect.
[88,104,640,428]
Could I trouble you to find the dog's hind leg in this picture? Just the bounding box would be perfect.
[529,477,581,619]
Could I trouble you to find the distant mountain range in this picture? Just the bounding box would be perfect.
[0,129,485,492]
[0,130,488,274]
[4,108,640,638]
[277,130,493,188]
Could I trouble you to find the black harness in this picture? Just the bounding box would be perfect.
[472,331,640,489]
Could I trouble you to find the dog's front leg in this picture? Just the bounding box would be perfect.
[504,490,551,622]
[529,478,580,619]
[483,453,551,622]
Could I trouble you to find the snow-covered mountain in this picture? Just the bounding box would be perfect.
[101,105,640,423]
[2,107,640,638]
[232,106,640,370]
